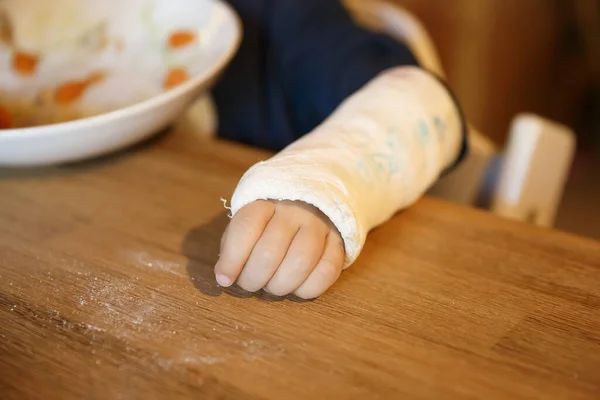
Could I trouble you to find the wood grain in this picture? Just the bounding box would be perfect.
[0,128,599,400]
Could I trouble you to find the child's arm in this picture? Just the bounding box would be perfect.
[214,0,467,298]
[216,68,467,298]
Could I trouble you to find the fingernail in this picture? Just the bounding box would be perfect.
[216,274,232,287]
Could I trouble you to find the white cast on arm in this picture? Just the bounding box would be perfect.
[230,66,465,267]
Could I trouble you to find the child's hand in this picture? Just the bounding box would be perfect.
[214,200,345,299]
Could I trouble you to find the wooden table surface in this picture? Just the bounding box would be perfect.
[0,128,599,400]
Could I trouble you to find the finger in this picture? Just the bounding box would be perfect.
[265,225,327,296]
[215,201,275,287]
[236,214,298,292]
[294,231,345,299]
[220,222,230,250]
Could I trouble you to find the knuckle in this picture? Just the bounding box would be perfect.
[265,282,291,297]
[289,252,313,272]
[294,288,317,300]
[333,236,345,253]
[243,200,274,213]
[236,277,261,293]
[252,200,276,217]
[318,259,342,281]
[235,215,259,233]
[256,247,280,265]
[329,239,346,262]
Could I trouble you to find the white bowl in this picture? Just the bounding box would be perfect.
[0,0,240,167]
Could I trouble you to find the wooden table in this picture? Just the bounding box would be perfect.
[1,128,599,400]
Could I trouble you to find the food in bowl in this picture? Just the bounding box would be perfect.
[0,3,206,129]
[0,0,240,167]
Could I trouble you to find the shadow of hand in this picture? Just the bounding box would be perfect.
[181,212,292,301]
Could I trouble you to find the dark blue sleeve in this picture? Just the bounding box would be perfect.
[267,0,420,135]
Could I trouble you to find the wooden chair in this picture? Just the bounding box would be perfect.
[343,0,576,227]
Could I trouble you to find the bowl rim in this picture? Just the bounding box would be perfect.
[0,0,242,140]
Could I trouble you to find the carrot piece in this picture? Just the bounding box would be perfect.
[0,105,13,129]
[54,72,107,105]
[55,81,88,104]
[12,51,39,76]
[168,30,196,49]
[163,67,189,90]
